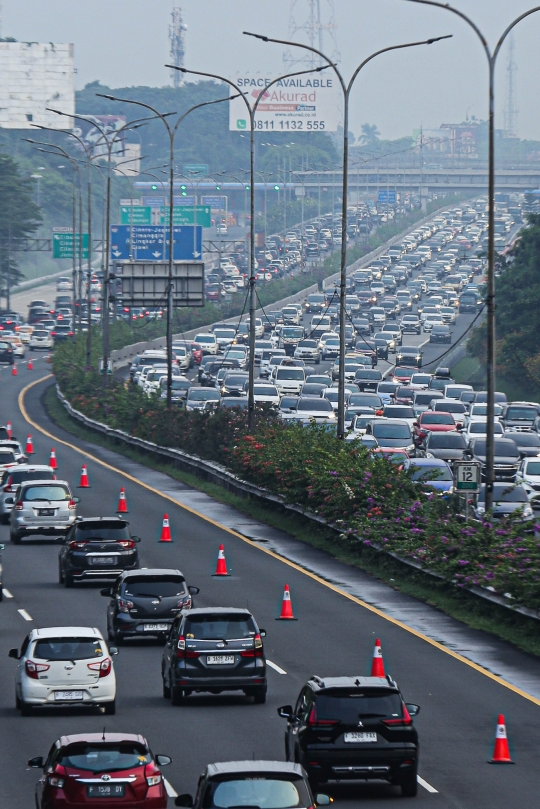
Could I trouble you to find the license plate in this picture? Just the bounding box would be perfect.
[38,509,55,516]
[89,556,115,565]
[54,690,83,701]
[143,623,169,631]
[207,655,235,665]
[344,732,378,743]
[87,785,125,798]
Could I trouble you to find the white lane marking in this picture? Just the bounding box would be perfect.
[164,779,178,797]
[18,608,33,621]
[3,588,13,598]
[417,775,438,793]
[266,659,287,675]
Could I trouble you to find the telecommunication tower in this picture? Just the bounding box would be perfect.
[284,0,340,69]
[169,5,187,88]
[503,33,518,137]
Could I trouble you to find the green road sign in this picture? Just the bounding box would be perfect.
[120,205,211,228]
[183,163,208,176]
[52,232,89,259]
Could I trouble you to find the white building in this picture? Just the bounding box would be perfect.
[0,41,74,129]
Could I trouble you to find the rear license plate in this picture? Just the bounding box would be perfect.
[344,732,377,743]
[143,624,169,631]
[89,557,115,565]
[86,785,125,798]
[207,655,235,665]
[54,690,83,701]
[38,509,55,516]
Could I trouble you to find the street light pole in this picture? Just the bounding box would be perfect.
[402,1,540,511]
[168,62,329,430]
[245,30,451,440]
[97,93,234,407]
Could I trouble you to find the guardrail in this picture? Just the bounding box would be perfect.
[55,383,540,623]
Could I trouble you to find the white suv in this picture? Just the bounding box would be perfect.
[9,626,118,715]
[193,333,218,355]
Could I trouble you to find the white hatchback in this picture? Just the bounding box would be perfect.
[9,626,118,715]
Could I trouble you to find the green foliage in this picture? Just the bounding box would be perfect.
[0,153,41,299]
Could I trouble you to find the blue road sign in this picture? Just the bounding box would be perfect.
[110,225,203,261]
[378,190,396,204]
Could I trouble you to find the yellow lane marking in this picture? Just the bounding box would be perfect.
[19,375,540,707]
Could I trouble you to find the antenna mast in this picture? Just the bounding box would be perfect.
[169,5,187,88]
[503,34,518,137]
[284,0,340,69]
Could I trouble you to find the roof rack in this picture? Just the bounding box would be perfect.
[310,675,325,687]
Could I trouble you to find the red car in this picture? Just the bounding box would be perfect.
[414,411,457,443]
[392,366,417,384]
[189,342,203,365]
[29,732,172,809]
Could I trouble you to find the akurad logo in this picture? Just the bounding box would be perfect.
[251,88,270,100]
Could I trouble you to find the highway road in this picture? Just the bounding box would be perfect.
[1,362,540,808]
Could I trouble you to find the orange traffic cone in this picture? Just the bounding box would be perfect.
[277,584,297,620]
[488,715,514,764]
[11,363,17,376]
[117,487,128,513]
[6,421,12,439]
[371,638,385,677]
[159,514,172,542]
[49,448,57,470]
[77,464,90,488]
[213,544,230,576]
[25,434,34,455]
[27,357,33,370]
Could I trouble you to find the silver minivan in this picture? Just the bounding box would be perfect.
[9,480,79,543]
[0,464,55,523]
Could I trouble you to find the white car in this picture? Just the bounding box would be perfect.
[423,314,444,332]
[285,397,336,423]
[29,329,54,351]
[253,383,280,406]
[143,369,167,395]
[463,420,504,441]
[246,317,265,338]
[465,403,502,426]
[193,333,218,355]
[271,365,305,395]
[516,458,540,503]
[138,365,167,389]
[9,626,118,715]
[172,345,190,372]
[213,328,236,350]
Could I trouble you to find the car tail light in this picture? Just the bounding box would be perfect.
[15,500,24,511]
[146,774,162,787]
[241,633,264,657]
[3,476,14,492]
[118,539,135,549]
[176,636,200,659]
[48,776,65,788]
[307,705,339,727]
[178,595,191,609]
[118,598,134,613]
[51,332,57,337]
[87,657,112,677]
[382,704,413,727]
[25,660,50,679]
[68,499,77,510]
[69,540,87,549]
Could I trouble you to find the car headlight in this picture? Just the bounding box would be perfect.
[476,505,485,515]
[524,507,533,517]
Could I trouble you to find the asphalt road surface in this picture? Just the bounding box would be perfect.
[1,362,540,809]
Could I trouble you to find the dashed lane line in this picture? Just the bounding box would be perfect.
[417,776,439,793]
[18,375,540,709]
[266,659,287,675]
[17,609,33,621]
[164,779,178,798]
[3,588,13,598]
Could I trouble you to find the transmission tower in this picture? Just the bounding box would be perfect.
[169,5,187,88]
[503,33,518,137]
[284,0,340,69]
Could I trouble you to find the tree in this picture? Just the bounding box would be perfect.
[0,154,41,308]
[360,123,380,147]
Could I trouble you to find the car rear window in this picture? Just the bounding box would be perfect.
[422,413,454,425]
[74,521,130,541]
[316,688,403,721]
[0,451,16,463]
[33,637,104,660]
[123,575,186,598]
[184,613,256,640]
[204,776,310,809]
[23,485,69,501]
[57,744,150,773]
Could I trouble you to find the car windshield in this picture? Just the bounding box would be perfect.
[473,440,520,458]
[297,399,333,412]
[5,469,53,484]
[189,390,220,401]
[123,576,186,598]
[506,407,537,420]
[74,521,130,541]
[0,451,16,463]
[204,777,310,809]
[194,335,215,344]
[276,369,304,380]
[373,423,411,439]
[316,689,403,722]
[166,379,190,391]
[435,402,466,414]
[355,371,381,380]
[57,743,150,773]
[297,340,317,348]
[254,386,278,396]
[184,613,256,640]
[33,637,105,661]
[478,486,528,503]
[224,376,248,387]
[422,413,454,425]
[214,330,235,339]
[526,462,540,475]
[23,485,69,501]
[385,407,414,418]
[378,383,399,394]
[282,327,303,338]
[509,433,540,447]
[410,464,453,482]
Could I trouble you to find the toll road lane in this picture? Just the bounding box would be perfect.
[0,370,539,809]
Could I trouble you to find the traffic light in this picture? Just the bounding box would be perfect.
[151,184,158,190]
[216,185,221,191]
[274,184,280,191]
[245,185,250,191]
[180,184,187,197]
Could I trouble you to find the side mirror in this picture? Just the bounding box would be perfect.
[277,704,293,719]
[315,796,332,806]
[109,647,119,656]
[131,536,141,543]
[188,585,200,595]
[0,544,4,551]
[406,703,420,717]
[155,754,172,767]
[259,629,267,637]
[413,421,419,428]
[4,497,14,505]
[175,795,194,807]
[8,648,19,659]
[28,757,43,768]
[71,496,81,504]
[100,588,113,597]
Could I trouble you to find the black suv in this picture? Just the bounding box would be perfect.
[278,675,420,796]
[0,339,14,365]
[161,607,267,705]
[58,517,140,587]
[102,568,199,643]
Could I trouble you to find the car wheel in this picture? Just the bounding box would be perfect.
[400,773,418,797]
[170,685,186,706]
[253,687,267,704]
[58,562,64,584]
[103,700,116,715]
[20,700,33,716]
[10,532,21,544]
[15,692,21,710]
[64,571,74,588]
[162,676,171,699]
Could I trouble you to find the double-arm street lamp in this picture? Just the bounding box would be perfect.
[244,30,452,439]
[401,1,540,511]
[167,62,330,428]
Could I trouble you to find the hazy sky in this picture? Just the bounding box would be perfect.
[4,1,540,141]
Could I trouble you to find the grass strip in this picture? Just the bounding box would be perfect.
[44,384,540,658]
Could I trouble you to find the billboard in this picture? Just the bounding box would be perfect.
[73,115,127,157]
[117,261,205,307]
[0,42,74,129]
[230,74,340,132]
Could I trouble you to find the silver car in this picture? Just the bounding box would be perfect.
[0,464,55,523]
[9,479,79,543]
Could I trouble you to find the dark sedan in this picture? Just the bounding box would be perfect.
[430,324,452,344]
